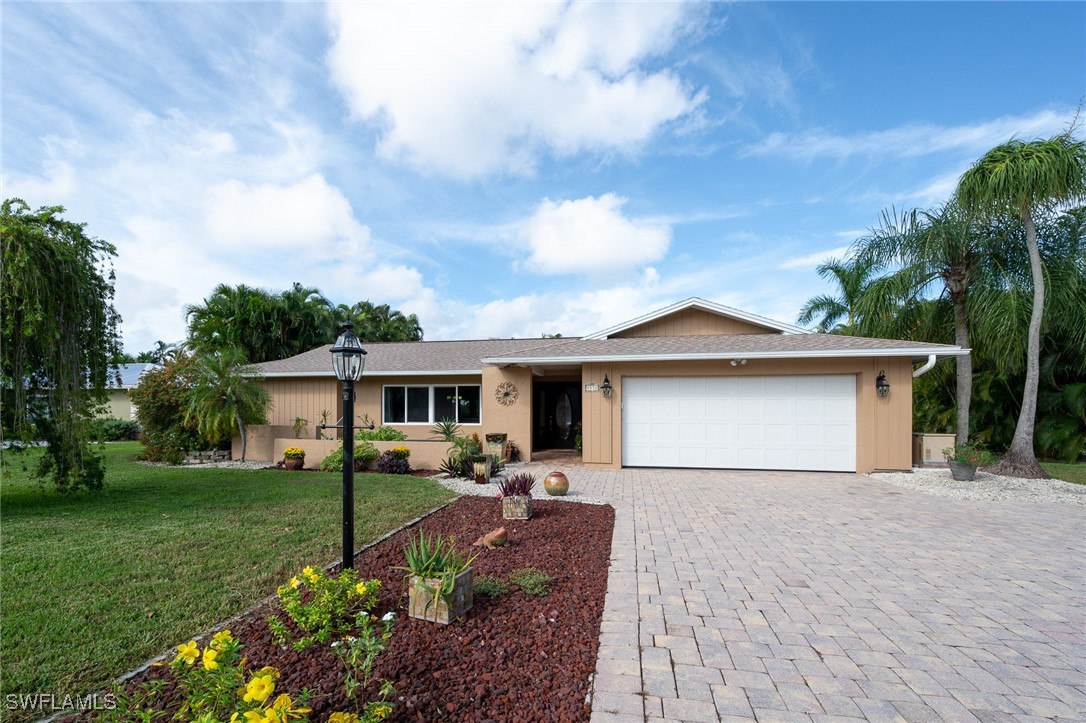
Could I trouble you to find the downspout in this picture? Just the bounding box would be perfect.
[912,354,937,378]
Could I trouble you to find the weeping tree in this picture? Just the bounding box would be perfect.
[956,132,1086,478]
[184,349,270,461]
[1,199,122,491]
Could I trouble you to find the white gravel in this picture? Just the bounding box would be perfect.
[139,459,270,470]
[867,467,1086,504]
[432,464,608,505]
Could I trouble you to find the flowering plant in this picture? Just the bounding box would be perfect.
[105,630,314,721]
[389,445,410,459]
[332,611,396,700]
[942,440,997,467]
[269,566,382,651]
[283,446,306,460]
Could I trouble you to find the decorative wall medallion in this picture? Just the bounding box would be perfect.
[495,381,519,406]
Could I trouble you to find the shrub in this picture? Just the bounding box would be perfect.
[89,418,141,441]
[268,566,382,651]
[943,440,998,467]
[508,567,553,597]
[375,450,411,475]
[129,355,218,462]
[472,575,510,598]
[357,425,407,442]
[320,441,379,472]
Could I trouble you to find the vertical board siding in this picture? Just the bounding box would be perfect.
[265,378,339,431]
[614,308,777,337]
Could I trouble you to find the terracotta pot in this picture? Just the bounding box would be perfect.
[543,471,569,496]
[284,458,305,471]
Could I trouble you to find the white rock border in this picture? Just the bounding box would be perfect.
[867,467,1086,504]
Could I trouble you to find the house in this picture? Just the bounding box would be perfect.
[97,363,153,421]
[240,298,965,473]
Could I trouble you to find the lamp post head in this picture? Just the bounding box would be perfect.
[330,322,367,381]
[601,375,613,398]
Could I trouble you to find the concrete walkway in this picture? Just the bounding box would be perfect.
[521,464,1086,722]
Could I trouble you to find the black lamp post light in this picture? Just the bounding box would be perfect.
[326,322,367,570]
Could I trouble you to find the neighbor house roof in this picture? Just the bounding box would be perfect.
[250,338,579,378]
[110,363,153,388]
[482,334,966,365]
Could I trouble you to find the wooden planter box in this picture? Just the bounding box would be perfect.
[502,495,532,520]
[408,568,473,625]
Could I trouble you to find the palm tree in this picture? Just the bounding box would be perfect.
[854,202,988,445]
[956,132,1086,478]
[796,255,881,334]
[184,349,270,461]
[335,301,423,342]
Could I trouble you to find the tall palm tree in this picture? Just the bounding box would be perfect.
[957,132,1086,478]
[854,202,988,445]
[184,349,270,461]
[796,255,881,335]
[335,301,424,342]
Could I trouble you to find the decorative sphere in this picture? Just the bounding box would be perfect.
[543,471,569,496]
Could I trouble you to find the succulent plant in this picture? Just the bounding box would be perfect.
[497,472,535,497]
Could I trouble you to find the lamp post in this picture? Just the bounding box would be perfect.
[330,322,367,570]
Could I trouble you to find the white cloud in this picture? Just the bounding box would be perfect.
[325,2,706,178]
[204,175,372,257]
[743,109,1070,161]
[519,194,671,275]
[778,246,851,270]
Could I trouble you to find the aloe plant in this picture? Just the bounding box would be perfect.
[397,530,476,615]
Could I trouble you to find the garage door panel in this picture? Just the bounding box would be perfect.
[623,374,856,472]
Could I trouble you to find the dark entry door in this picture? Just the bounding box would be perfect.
[533,382,581,450]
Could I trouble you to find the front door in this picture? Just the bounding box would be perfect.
[533,382,581,450]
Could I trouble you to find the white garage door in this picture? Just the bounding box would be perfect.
[622,375,856,472]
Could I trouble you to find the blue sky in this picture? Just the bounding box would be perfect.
[3,1,1083,354]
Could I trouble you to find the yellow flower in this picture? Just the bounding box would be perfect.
[202,647,220,670]
[211,629,233,650]
[174,641,199,665]
[257,665,281,680]
[302,565,314,577]
[373,703,392,720]
[242,674,275,703]
[327,714,359,723]
[355,582,367,595]
[288,576,300,589]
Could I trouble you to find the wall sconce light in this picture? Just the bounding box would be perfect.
[601,375,613,398]
[729,359,747,367]
[875,370,890,398]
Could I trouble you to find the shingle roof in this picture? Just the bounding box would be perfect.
[251,338,581,376]
[481,334,965,364]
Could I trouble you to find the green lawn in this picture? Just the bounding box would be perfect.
[0,443,456,716]
[1043,461,1086,485]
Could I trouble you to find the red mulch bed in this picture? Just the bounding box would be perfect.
[93,496,615,722]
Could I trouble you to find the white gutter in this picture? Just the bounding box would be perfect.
[482,347,968,366]
[249,369,483,378]
[912,353,938,378]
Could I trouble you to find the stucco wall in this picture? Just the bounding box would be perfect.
[97,390,133,420]
[581,356,914,473]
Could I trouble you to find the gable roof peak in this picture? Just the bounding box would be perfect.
[584,297,810,340]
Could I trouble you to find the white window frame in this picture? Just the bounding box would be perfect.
[382,384,482,425]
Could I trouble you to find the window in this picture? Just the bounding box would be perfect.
[383,385,481,424]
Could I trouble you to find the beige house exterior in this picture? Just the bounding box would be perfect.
[242,298,964,473]
[96,363,152,421]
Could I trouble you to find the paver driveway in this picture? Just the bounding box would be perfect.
[523,465,1086,722]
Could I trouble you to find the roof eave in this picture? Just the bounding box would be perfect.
[253,369,484,378]
[482,348,967,365]
[583,297,811,339]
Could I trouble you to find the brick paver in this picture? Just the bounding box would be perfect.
[521,464,1086,722]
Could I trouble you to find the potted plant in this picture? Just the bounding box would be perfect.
[472,454,489,484]
[283,446,306,471]
[942,441,997,481]
[398,530,475,625]
[498,472,535,520]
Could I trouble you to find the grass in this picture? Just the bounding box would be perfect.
[0,442,456,716]
[1042,461,1086,485]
